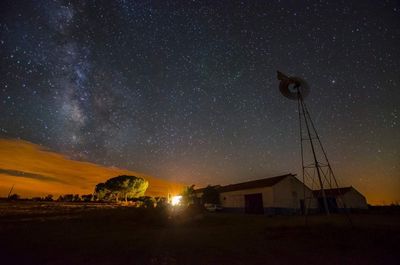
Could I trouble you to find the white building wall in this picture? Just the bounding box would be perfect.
[272,176,300,208]
[272,175,318,209]
[336,189,368,209]
[219,175,319,211]
[220,187,273,208]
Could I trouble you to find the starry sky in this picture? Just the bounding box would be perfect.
[0,0,399,204]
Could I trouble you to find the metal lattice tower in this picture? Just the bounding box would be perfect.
[277,71,349,216]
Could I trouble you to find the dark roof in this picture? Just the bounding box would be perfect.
[313,187,353,197]
[194,185,221,194]
[196,174,294,193]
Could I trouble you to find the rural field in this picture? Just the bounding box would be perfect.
[0,201,399,265]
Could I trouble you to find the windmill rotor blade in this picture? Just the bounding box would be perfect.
[277,71,310,100]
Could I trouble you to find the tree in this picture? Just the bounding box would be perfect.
[95,183,109,201]
[62,194,74,202]
[95,175,149,202]
[181,185,196,206]
[73,194,81,202]
[201,185,220,204]
[155,197,168,209]
[138,196,156,208]
[81,194,93,202]
[8,193,20,200]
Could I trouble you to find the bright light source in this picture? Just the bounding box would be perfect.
[171,195,182,206]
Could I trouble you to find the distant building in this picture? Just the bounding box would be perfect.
[195,174,367,214]
[196,174,317,214]
[313,186,368,210]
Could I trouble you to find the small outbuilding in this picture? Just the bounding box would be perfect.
[313,186,368,211]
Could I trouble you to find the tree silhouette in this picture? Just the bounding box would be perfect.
[181,185,196,206]
[81,194,93,202]
[95,183,109,201]
[8,193,20,200]
[201,185,220,204]
[95,175,149,202]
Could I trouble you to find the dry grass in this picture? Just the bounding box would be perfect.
[0,201,399,265]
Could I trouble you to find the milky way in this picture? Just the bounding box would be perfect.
[1,1,399,203]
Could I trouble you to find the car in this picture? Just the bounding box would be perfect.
[204,203,223,212]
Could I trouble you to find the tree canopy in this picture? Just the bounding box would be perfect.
[181,185,196,206]
[94,175,149,202]
[201,185,220,204]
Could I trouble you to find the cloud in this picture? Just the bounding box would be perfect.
[0,168,65,183]
[0,138,184,197]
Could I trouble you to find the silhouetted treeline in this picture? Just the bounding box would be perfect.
[57,194,94,202]
[368,204,400,214]
[0,193,168,207]
[31,194,54,201]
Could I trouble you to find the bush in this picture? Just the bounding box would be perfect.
[81,194,93,202]
[8,194,20,200]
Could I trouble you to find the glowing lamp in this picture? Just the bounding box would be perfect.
[171,195,182,206]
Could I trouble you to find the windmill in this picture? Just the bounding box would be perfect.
[277,71,349,216]
[7,184,15,199]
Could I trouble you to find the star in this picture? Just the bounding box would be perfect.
[0,0,399,204]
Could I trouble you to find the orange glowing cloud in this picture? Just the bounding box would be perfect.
[0,139,184,198]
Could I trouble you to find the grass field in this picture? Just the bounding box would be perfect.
[0,201,399,265]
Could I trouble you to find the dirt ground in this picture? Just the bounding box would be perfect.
[0,201,399,265]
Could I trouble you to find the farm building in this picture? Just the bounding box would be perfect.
[196,174,318,214]
[313,186,368,210]
[195,174,368,214]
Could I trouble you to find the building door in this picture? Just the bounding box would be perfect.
[318,197,338,213]
[244,193,264,214]
[300,199,305,215]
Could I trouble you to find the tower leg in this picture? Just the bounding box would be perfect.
[298,94,330,215]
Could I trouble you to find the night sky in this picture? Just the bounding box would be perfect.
[1,1,399,204]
